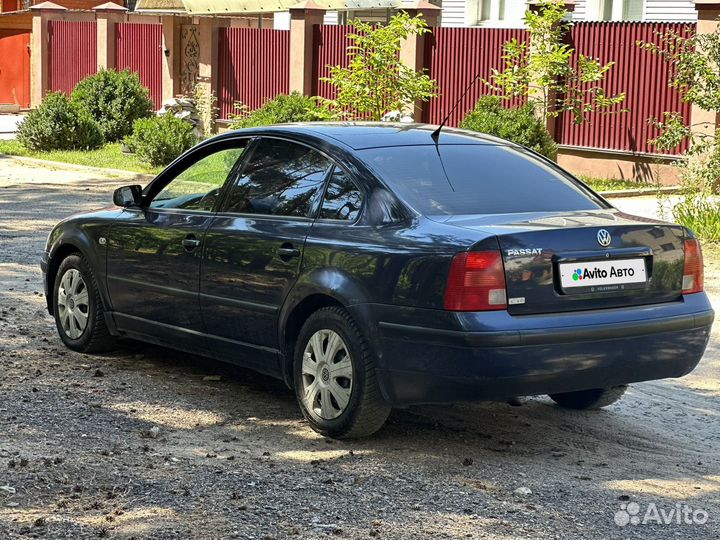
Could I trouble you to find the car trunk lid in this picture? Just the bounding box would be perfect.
[443,209,686,315]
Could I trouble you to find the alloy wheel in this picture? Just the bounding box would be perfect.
[57,268,90,339]
[301,329,353,420]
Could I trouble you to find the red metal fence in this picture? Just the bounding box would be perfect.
[424,27,529,125]
[217,28,290,120]
[556,22,693,155]
[115,22,163,109]
[312,25,354,101]
[48,21,97,96]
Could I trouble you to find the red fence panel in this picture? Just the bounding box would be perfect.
[556,22,693,155]
[425,27,529,126]
[115,23,163,109]
[48,21,97,96]
[312,25,354,101]
[217,28,290,120]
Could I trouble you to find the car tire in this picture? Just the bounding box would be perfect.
[549,385,628,410]
[53,254,115,353]
[293,306,391,439]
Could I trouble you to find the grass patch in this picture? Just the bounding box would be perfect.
[0,140,162,175]
[578,176,652,192]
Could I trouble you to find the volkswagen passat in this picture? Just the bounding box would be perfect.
[42,124,714,438]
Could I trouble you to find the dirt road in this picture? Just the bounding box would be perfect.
[1,155,718,539]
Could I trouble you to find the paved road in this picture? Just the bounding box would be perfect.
[0,156,718,540]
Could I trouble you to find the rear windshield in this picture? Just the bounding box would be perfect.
[359,144,606,216]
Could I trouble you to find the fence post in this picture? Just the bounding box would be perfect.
[526,0,575,143]
[288,0,326,95]
[161,15,182,102]
[400,1,440,121]
[29,2,67,107]
[94,2,127,72]
[197,16,228,129]
[692,0,720,139]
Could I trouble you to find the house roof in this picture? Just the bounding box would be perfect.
[135,0,184,10]
[180,0,398,14]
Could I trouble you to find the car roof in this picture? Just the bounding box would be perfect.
[228,122,512,150]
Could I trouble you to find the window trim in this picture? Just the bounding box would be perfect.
[215,135,363,222]
[314,164,365,225]
[142,137,254,214]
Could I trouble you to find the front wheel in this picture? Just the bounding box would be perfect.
[53,254,115,353]
[293,307,391,439]
[549,385,628,410]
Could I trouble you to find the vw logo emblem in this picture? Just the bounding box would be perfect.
[597,229,611,247]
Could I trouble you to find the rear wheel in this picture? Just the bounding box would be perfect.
[549,385,628,410]
[293,307,390,439]
[53,254,115,353]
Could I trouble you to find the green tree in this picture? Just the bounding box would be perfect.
[487,0,625,123]
[639,25,720,240]
[323,12,437,121]
[639,26,720,193]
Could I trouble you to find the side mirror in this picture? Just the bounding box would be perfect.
[113,185,143,208]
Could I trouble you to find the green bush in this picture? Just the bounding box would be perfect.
[229,92,336,129]
[126,114,198,166]
[71,69,154,142]
[460,96,558,159]
[17,92,104,152]
[672,195,720,242]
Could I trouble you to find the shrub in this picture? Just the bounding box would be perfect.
[126,113,198,166]
[71,69,154,142]
[229,92,336,129]
[17,92,103,152]
[460,96,558,159]
[672,195,720,242]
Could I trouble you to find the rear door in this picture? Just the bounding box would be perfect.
[106,141,247,352]
[200,137,333,374]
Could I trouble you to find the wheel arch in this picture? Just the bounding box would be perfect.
[46,238,107,314]
[278,269,374,388]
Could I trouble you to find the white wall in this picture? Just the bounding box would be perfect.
[440,0,698,25]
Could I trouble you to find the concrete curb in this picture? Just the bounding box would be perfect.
[0,154,156,183]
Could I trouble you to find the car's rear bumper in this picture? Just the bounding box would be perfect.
[348,294,714,406]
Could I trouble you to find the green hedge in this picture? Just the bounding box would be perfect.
[460,96,558,160]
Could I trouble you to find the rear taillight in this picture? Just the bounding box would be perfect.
[444,251,507,311]
[682,239,704,294]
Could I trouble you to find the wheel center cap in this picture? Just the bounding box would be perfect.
[68,298,75,309]
[320,367,330,383]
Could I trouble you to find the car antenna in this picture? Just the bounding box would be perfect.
[431,75,481,142]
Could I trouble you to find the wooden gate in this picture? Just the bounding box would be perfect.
[0,29,30,108]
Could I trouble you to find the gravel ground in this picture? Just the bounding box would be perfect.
[1,155,719,540]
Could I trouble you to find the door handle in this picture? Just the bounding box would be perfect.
[277,243,301,260]
[182,235,201,251]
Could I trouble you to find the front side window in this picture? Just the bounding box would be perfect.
[319,167,363,222]
[224,138,331,218]
[150,146,247,212]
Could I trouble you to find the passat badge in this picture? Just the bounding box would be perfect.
[597,229,611,247]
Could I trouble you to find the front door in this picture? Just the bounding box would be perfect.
[106,142,247,353]
[200,137,333,374]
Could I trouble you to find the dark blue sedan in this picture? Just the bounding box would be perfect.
[41,123,714,438]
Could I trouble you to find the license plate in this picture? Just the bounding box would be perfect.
[559,258,647,291]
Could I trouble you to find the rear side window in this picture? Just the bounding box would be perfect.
[224,138,331,217]
[319,167,363,221]
[359,145,606,216]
